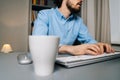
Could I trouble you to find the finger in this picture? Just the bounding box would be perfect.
[87,46,99,53]
[111,47,115,53]
[105,44,110,53]
[104,44,112,53]
[97,43,104,54]
[87,44,101,54]
[108,45,115,53]
[91,44,101,54]
[86,50,98,55]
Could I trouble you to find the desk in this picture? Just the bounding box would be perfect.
[0,52,120,80]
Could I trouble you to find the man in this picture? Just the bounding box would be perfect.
[32,0,114,55]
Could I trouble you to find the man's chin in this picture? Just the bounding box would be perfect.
[68,6,81,14]
[72,9,81,14]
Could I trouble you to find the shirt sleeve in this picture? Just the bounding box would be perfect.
[32,10,49,35]
[77,18,97,44]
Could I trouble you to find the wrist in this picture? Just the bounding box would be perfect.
[58,45,73,54]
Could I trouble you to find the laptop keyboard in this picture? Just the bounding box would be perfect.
[56,52,120,63]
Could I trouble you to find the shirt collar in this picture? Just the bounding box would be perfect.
[55,7,74,20]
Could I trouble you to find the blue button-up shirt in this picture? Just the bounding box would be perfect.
[32,8,97,45]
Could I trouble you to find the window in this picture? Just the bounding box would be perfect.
[109,0,120,44]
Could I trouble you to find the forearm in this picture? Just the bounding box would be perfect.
[58,45,74,54]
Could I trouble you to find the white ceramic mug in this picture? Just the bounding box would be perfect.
[29,35,60,76]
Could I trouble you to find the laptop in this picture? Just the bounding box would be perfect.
[56,52,120,68]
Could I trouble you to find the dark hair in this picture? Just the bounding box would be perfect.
[53,0,63,8]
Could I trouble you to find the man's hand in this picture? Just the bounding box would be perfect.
[96,42,115,53]
[59,43,115,56]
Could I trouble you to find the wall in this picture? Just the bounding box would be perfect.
[109,0,120,44]
[0,0,30,52]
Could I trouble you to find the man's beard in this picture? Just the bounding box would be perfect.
[66,1,81,14]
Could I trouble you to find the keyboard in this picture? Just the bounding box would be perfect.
[56,52,120,68]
